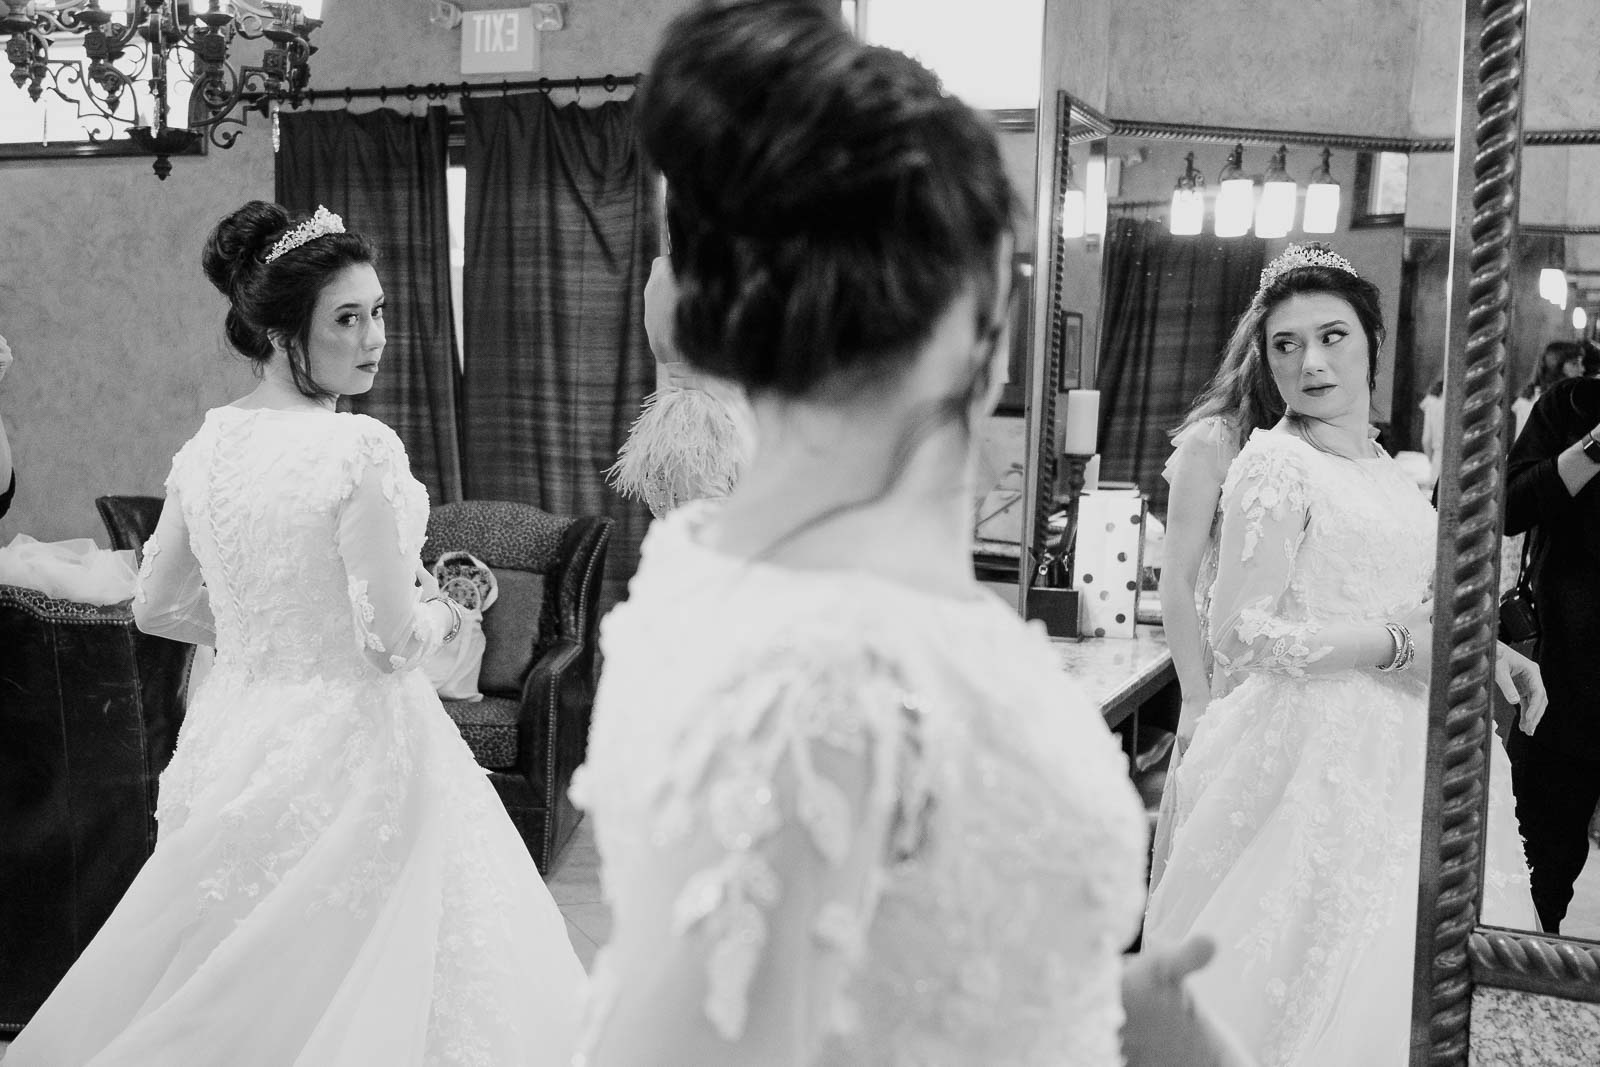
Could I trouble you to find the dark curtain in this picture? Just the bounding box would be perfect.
[275,106,464,503]
[1097,218,1266,513]
[461,93,654,612]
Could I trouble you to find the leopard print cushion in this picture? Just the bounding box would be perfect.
[422,501,571,574]
[442,696,520,770]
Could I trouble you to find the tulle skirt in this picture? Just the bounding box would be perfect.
[1143,669,1536,1067]
[7,661,583,1067]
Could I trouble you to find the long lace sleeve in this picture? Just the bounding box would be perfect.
[335,428,451,673]
[1208,442,1333,680]
[585,640,916,1066]
[133,488,216,646]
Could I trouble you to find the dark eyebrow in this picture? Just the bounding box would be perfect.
[1318,319,1350,331]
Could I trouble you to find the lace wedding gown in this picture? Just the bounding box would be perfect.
[568,502,1149,1065]
[1143,429,1537,1067]
[8,407,582,1067]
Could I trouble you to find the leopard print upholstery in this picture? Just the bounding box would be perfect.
[442,696,520,770]
[422,501,571,574]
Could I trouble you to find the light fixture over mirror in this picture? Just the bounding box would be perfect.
[1214,143,1253,237]
[1169,150,1205,235]
[1303,147,1340,233]
[1253,144,1295,238]
[0,0,324,179]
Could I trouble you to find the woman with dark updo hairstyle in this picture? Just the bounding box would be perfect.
[8,201,583,1066]
[569,3,1247,1065]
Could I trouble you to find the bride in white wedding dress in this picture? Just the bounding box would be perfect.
[7,202,582,1067]
[1142,245,1540,1066]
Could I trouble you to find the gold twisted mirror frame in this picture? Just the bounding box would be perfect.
[1023,1,1600,1061]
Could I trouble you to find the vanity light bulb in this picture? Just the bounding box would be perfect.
[1085,156,1108,238]
[1575,306,1588,331]
[1540,268,1567,305]
[1214,177,1254,238]
[1061,187,1086,239]
[1254,179,1296,239]
[1169,188,1204,236]
[1303,182,1340,234]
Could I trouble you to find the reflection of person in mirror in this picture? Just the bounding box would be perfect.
[1512,340,1584,443]
[1152,260,1290,891]
[0,331,15,520]
[1144,244,1544,1066]
[1418,375,1445,486]
[8,202,582,1065]
[606,254,753,518]
[570,4,1247,1065]
[1504,373,1600,934]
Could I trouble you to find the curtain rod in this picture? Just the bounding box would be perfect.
[273,73,642,108]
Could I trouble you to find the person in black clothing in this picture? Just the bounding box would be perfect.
[0,331,13,520]
[1504,373,1600,933]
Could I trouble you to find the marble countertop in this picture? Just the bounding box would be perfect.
[1052,624,1173,727]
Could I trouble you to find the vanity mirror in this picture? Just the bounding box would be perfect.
[1022,0,1600,1062]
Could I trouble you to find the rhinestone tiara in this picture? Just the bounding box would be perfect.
[1256,243,1358,298]
[264,205,346,263]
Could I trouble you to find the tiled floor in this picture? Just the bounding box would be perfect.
[547,818,612,972]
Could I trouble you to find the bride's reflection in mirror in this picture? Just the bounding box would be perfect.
[1136,242,1539,1062]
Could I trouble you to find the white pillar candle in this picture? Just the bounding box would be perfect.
[1063,389,1100,456]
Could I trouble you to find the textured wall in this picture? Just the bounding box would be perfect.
[1411,0,1600,137]
[1103,0,1420,135]
[0,0,695,546]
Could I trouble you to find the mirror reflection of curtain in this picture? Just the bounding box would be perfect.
[1096,218,1266,512]
[276,107,464,504]
[460,95,654,612]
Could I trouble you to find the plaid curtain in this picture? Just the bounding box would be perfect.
[460,93,654,613]
[276,106,464,503]
[1097,218,1266,512]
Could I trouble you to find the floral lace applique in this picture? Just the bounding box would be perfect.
[658,645,911,1043]
[135,533,162,604]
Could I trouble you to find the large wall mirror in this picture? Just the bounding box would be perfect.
[1022,0,1600,1063]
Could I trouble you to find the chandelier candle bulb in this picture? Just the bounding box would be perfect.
[1063,389,1100,457]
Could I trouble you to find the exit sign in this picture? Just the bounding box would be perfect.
[461,7,540,75]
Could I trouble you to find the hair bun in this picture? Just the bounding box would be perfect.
[202,200,292,297]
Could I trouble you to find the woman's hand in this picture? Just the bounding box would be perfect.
[415,563,441,599]
[1495,641,1548,735]
[1176,696,1210,756]
[1395,600,1434,679]
[1122,936,1256,1066]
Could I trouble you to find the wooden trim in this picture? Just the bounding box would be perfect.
[1415,0,1527,1062]
[1470,927,1600,1003]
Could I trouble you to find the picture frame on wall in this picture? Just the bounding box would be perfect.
[994,250,1036,416]
[1351,151,1408,228]
[1058,311,1083,392]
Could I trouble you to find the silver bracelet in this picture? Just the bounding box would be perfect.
[1377,621,1410,672]
[426,594,464,643]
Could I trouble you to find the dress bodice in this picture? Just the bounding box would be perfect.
[151,407,432,683]
[571,504,1148,1064]
[1208,430,1436,683]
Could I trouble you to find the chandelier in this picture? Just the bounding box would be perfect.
[0,0,323,179]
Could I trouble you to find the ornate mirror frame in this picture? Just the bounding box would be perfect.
[1414,0,1600,1062]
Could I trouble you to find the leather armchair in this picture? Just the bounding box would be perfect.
[422,501,611,875]
[94,495,164,558]
[0,584,193,1033]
